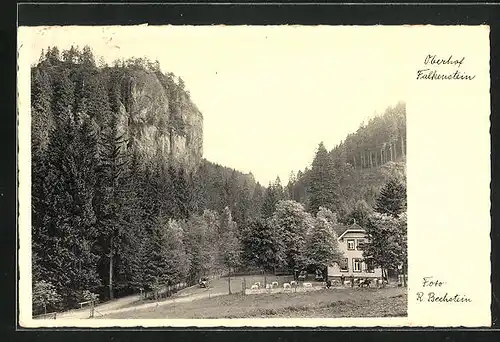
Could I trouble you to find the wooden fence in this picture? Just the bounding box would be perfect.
[143,282,188,300]
[231,269,294,277]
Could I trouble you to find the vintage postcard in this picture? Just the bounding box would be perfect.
[17,25,491,328]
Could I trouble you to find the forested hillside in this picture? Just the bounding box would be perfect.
[283,103,406,221]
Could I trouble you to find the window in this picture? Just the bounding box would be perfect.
[340,258,349,272]
[356,239,365,250]
[365,260,375,273]
[347,239,355,250]
[353,258,362,273]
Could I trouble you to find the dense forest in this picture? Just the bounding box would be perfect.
[31,46,406,315]
[284,102,406,220]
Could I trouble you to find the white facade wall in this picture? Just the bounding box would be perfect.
[327,229,382,279]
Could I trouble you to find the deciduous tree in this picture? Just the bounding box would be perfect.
[307,207,344,276]
[269,200,313,271]
[362,212,407,281]
[33,280,62,315]
[218,207,241,294]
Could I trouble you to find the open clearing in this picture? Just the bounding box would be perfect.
[101,286,407,319]
[114,274,316,310]
[51,275,406,319]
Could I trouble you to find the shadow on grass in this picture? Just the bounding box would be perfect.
[203,293,407,318]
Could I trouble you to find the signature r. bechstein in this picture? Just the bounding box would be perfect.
[416,276,472,303]
[417,54,476,80]
[416,291,472,303]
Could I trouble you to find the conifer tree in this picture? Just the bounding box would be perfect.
[374,176,407,218]
[128,227,149,292]
[52,69,75,119]
[31,68,53,286]
[40,112,101,307]
[241,218,285,274]
[261,178,285,219]
[141,216,171,297]
[164,219,190,285]
[286,171,297,201]
[94,111,132,300]
[80,45,96,68]
[261,182,277,218]
[175,167,190,220]
[234,179,252,226]
[273,177,284,200]
[45,46,60,65]
[183,215,205,284]
[84,74,111,125]
[346,199,374,227]
[164,164,179,218]
[201,209,222,276]
[190,164,209,214]
[308,142,341,215]
[140,217,189,294]
[62,45,79,64]
[31,68,53,152]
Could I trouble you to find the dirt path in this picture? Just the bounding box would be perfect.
[55,293,143,319]
[95,290,228,318]
[55,285,224,319]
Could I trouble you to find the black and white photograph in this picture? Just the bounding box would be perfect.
[17,24,490,327]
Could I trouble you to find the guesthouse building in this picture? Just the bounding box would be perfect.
[327,222,382,279]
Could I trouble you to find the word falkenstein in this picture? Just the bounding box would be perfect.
[416,54,476,80]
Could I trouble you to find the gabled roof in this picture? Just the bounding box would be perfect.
[338,229,366,240]
[336,222,366,240]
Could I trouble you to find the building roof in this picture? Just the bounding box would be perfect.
[333,222,364,236]
[335,222,366,240]
[350,222,363,230]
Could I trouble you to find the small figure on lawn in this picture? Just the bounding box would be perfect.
[326,279,332,289]
[350,275,354,288]
[340,274,345,286]
[359,278,370,288]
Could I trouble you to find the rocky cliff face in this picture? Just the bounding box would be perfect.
[118,69,203,170]
[31,58,203,172]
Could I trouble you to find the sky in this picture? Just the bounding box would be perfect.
[22,25,408,185]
